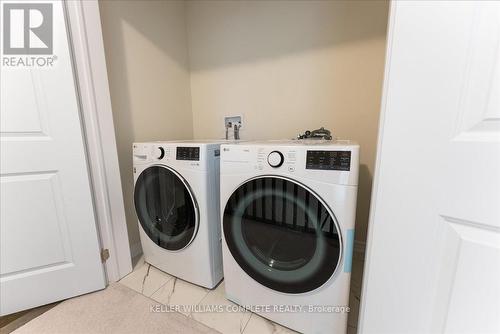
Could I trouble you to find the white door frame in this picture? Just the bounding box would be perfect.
[63,0,132,282]
[357,1,395,329]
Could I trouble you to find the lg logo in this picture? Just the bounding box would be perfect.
[3,3,53,55]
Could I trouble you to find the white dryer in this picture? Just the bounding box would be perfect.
[220,140,359,333]
[133,140,224,289]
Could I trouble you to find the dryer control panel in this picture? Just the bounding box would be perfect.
[220,142,359,186]
[306,150,351,171]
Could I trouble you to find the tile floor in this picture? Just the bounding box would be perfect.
[119,254,365,334]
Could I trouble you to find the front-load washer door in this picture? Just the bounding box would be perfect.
[223,176,342,294]
[134,165,198,251]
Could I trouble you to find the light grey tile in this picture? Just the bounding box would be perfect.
[150,277,210,316]
[191,282,252,334]
[119,262,173,297]
[243,313,298,334]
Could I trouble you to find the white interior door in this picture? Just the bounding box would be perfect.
[360,2,500,333]
[0,0,105,315]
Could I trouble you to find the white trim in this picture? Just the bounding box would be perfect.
[64,0,132,282]
[358,1,396,333]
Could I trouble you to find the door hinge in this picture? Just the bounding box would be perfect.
[101,248,110,263]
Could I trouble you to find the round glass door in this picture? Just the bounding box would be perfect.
[134,166,198,251]
[223,176,342,293]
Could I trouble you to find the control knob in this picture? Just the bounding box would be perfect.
[267,151,284,168]
[156,147,165,160]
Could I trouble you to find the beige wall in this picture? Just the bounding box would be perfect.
[99,0,193,253]
[99,1,388,250]
[187,1,388,243]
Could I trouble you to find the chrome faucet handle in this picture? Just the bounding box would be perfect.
[225,122,232,140]
[233,123,241,140]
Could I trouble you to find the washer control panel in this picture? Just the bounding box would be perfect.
[306,150,351,171]
[176,147,200,161]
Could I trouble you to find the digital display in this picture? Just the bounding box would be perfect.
[306,150,351,171]
[176,147,200,161]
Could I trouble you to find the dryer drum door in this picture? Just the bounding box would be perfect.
[223,176,342,294]
[134,165,198,251]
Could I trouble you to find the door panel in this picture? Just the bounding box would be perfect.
[0,0,105,315]
[360,2,500,333]
[0,70,49,136]
[435,218,500,333]
[1,172,70,276]
[434,4,500,332]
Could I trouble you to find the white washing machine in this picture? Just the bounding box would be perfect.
[220,140,359,333]
[133,140,224,289]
